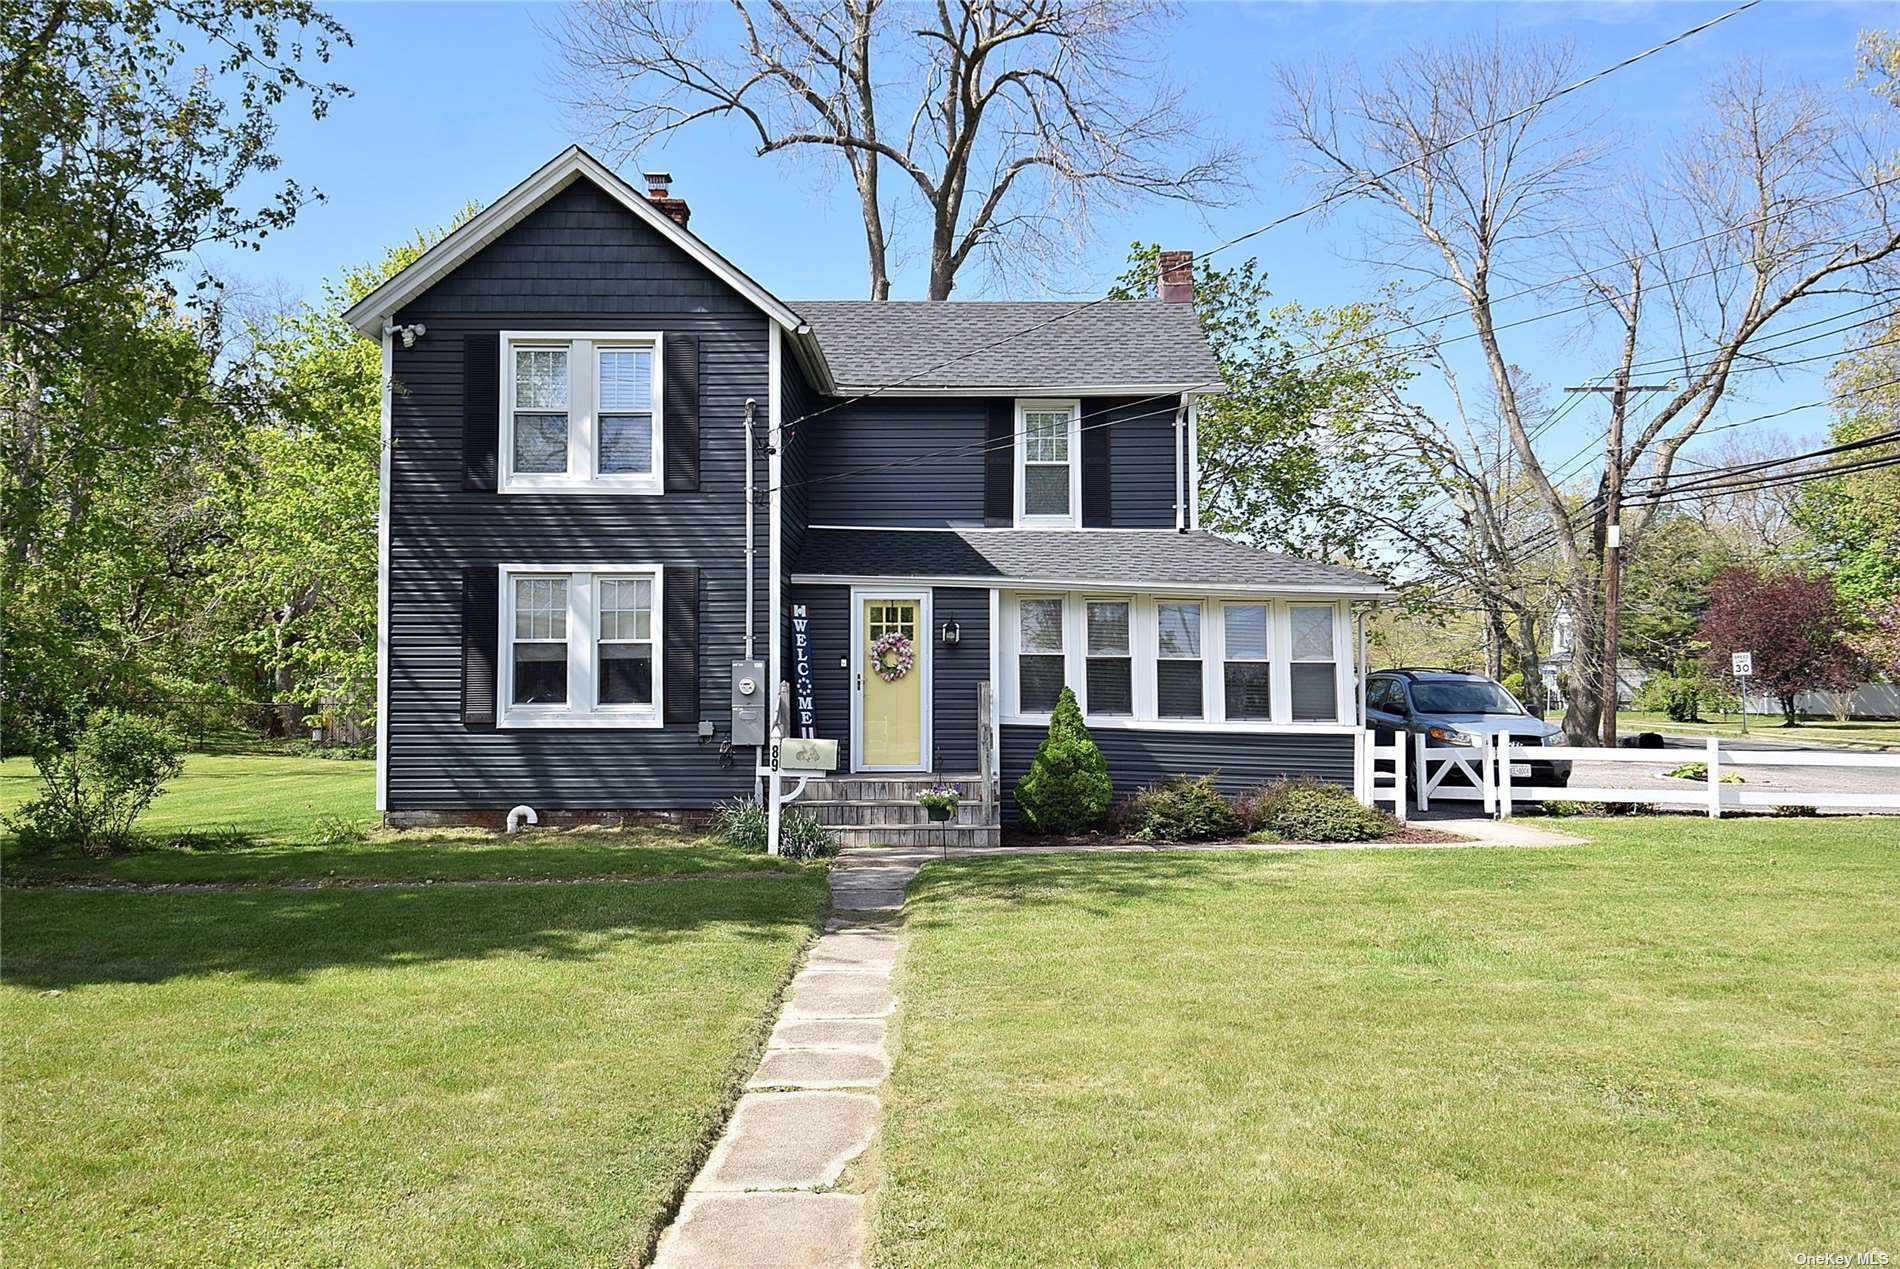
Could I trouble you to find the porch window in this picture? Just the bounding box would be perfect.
[1289,605,1338,722]
[1222,604,1272,720]
[1085,600,1132,716]
[1155,601,1203,719]
[500,333,664,493]
[1015,399,1080,526]
[1017,597,1066,714]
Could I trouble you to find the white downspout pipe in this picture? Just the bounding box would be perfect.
[506,805,538,833]
[1172,394,1189,531]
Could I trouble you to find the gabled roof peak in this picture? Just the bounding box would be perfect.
[341,145,806,338]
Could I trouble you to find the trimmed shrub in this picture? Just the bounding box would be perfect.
[1246,776,1394,842]
[1118,773,1240,842]
[1013,687,1112,834]
[1633,667,1737,723]
[6,710,184,856]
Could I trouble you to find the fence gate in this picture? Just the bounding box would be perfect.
[1414,737,1494,814]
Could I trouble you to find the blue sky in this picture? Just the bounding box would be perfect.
[223,1,1885,481]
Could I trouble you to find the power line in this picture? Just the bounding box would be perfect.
[769,0,1766,439]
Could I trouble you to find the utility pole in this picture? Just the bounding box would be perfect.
[1564,378,1673,748]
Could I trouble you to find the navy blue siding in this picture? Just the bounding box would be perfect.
[999,724,1355,821]
[802,398,988,527]
[385,177,769,810]
[784,583,991,773]
[786,585,852,768]
[1100,397,1178,528]
[930,587,990,772]
[795,395,1178,530]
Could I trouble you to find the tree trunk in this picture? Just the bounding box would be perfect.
[1781,694,1797,726]
[1563,589,1605,744]
[1513,610,1545,719]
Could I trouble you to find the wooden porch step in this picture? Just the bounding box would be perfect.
[800,799,998,829]
[825,823,1001,849]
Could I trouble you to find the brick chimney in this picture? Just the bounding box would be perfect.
[1157,249,1194,303]
[643,170,691,229]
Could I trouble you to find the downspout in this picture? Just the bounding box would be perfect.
[765,325,784,857]
[1173,393,1189,532]
[1185,394,1201,531]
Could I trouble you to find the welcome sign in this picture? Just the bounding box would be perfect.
[790,603,817,738]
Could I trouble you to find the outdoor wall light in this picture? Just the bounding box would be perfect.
[941,621,961,645]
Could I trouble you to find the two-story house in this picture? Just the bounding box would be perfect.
[345,147,1387,845]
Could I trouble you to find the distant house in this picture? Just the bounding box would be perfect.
[344,147,1388,843]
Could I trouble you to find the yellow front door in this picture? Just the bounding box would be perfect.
[861,597,924,768]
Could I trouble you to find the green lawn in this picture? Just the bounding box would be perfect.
[3,754,828,1266]
[1,754,796,883]
[1567,710,1900,749]
[873,818,1900,1266]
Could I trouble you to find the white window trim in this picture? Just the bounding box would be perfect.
[499,330,665,495]
[497,564,664,728]
[1000,590,1351,732]
[1013,398,1082,528]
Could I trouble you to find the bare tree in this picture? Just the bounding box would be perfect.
[1277,33,1900,742]
[551,0,1242,298]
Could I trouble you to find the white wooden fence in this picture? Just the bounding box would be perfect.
[1356,732,1900,819]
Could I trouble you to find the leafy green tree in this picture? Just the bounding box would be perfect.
[1795,317,1900,611]
[1109,244,1424,564]
[2,0,350,742]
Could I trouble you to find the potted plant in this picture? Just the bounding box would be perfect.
[917,784,962,823]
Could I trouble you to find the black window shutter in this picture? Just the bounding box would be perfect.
[462,566,498,728]
[1082,404,1113,526]
[463,334,499,491]
[664,565,699,724]
[983,399,1013,526]
[664,333,700,492]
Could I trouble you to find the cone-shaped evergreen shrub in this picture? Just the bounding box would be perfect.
[1013,686,1112,833]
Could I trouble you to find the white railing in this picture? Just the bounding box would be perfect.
[1354,730,1409,822]
[1407,734,1900,819]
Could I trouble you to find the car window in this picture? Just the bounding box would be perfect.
[1410,679,1524,715]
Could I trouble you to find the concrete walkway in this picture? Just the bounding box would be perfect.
[651,854,916,1269]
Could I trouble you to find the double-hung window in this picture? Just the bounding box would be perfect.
[1289,605,1339,722]
[502,333,663,493]
[1085,600,1132,716]
[1016,399,1080,525]
[1017,597,1066,714]
[501,567,662,726]
[1155,601,1204,719]
[1222,604,1272,720]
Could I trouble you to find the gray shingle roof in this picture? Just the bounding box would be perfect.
[792,300,1222,392]
[793,528,1387,593]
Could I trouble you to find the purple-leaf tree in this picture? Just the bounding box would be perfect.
[1696,569,1868,725]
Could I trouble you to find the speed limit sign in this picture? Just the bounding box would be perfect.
[1731,651,1754,677]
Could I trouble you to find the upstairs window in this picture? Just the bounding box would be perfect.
[1015,399,1080,526]
[1155,601,1203,719]
[501,333,663,493]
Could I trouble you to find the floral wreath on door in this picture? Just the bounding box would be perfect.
[869,632,914,682]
